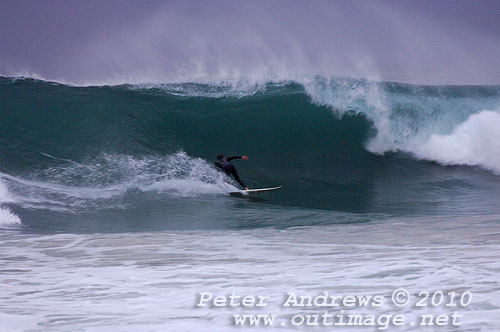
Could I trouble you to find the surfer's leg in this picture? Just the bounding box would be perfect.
[230,168,247,188]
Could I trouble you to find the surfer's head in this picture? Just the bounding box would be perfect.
[217,153,224,160]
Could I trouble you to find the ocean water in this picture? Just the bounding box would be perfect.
[1,76,500,331]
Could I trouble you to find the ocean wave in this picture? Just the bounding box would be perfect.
[1,75,500,195]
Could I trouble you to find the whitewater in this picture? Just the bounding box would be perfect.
[1,75,500,331]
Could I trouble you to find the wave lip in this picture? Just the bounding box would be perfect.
[408,110,500,174]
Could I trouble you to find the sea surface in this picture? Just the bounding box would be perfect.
[1,76,499,331]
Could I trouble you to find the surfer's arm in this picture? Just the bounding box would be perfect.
[227,155,249,161]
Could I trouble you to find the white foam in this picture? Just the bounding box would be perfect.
[1,216,499,331]
[0,207,21,227]
[408,110,500,174]
[0,178,21,226]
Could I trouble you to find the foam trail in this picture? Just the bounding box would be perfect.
[408,110,500,174]
[1,152,237,213]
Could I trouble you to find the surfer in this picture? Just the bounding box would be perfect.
[215,154,249,190]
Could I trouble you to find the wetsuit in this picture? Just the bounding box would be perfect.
[215,156,247,188]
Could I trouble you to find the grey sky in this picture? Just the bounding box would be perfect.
[1,0,499,85]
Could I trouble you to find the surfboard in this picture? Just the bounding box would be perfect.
[229,186,282,196]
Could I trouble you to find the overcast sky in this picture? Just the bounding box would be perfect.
[1,0,499,85]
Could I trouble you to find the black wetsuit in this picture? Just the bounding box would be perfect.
[215,156,246,188]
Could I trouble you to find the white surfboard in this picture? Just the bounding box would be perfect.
[229,186,282,196]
